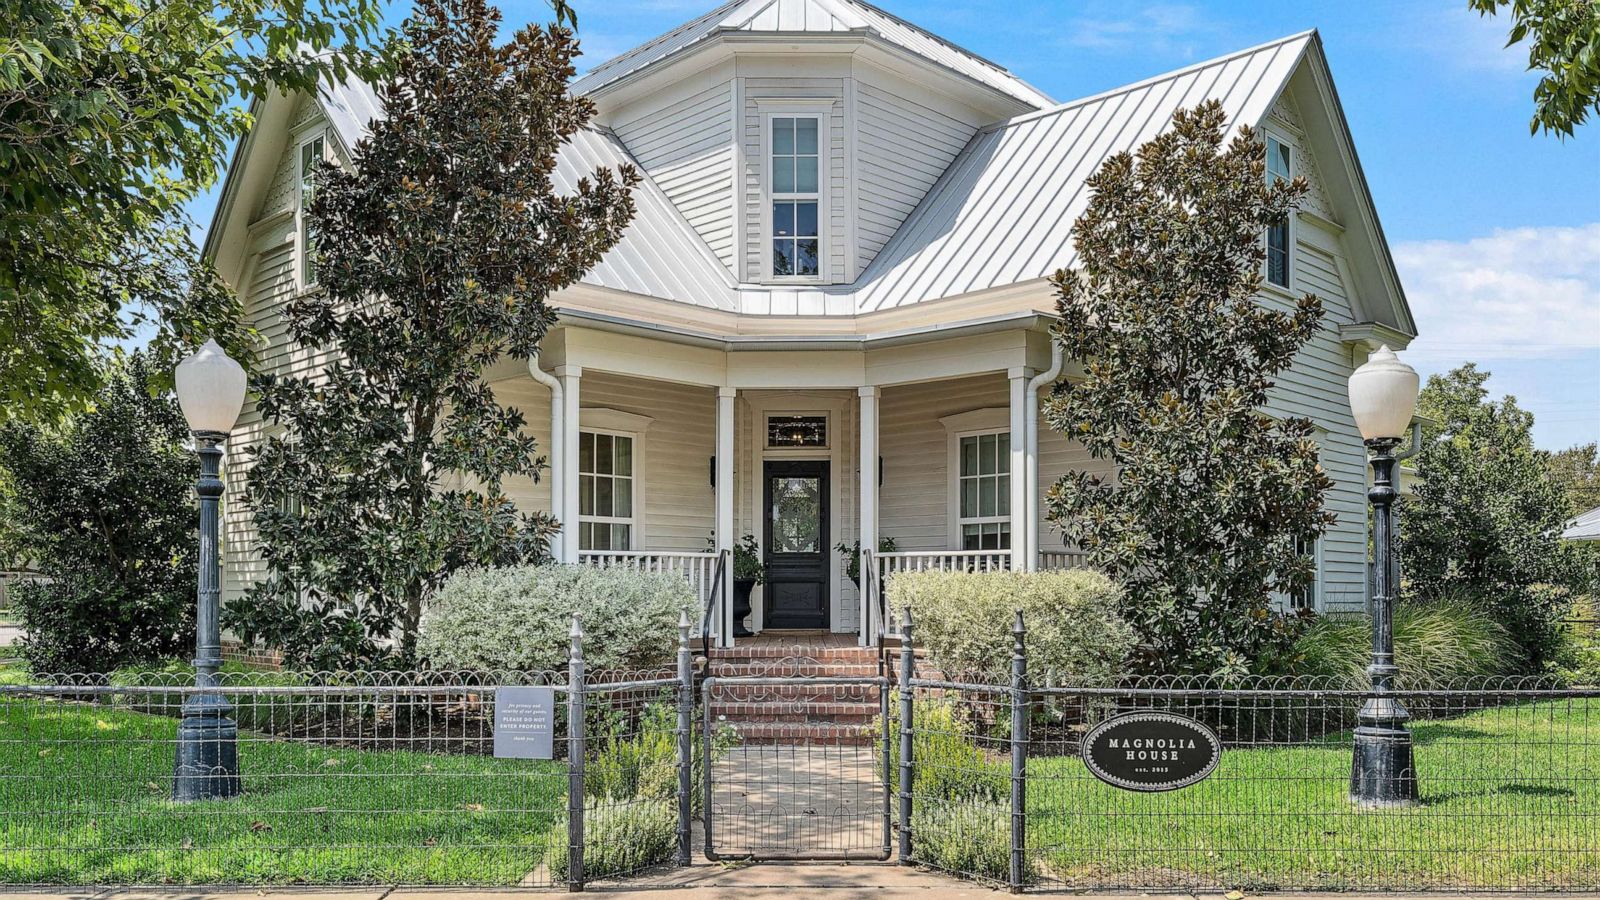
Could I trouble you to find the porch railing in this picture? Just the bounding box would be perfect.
[577,550,720,608]
[1039,549,1089,569]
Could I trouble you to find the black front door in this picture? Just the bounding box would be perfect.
[762,460,830,629]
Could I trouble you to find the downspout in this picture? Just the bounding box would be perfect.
[1024,339,1065,571]
[528,352,565,564]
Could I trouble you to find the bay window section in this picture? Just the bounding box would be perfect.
[578,430,635,551]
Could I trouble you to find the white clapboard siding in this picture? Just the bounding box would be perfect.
[612,80,737,272]
[1264,230,1369,613]
[854,81,978,272]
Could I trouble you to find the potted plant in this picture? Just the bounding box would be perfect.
[836,536,896,588]
[710,533,765,636]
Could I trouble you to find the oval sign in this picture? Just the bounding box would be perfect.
[1081,711,1221,792]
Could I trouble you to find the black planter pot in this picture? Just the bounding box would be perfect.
[733,579,756,637]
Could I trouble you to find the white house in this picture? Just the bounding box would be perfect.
[204,0,1417,647]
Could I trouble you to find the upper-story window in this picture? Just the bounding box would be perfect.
[297,134,326,288]
[1264,133,1291,289]
[769,115,821,279]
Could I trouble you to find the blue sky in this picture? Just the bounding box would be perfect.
[190,0,1600,449]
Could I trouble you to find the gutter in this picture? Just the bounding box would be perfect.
[526,351,565,563]
[552,307,1056,351]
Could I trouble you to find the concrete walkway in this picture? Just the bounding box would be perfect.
[0,865,1539,900]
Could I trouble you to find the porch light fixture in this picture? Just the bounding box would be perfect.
[172,339,247,801]
[1346,345,1420,808]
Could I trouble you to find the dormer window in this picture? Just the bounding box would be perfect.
[1264,133,1292,289]
[765,112,825,280]
[297,133,326,288]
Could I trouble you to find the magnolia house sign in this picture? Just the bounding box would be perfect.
[1080,711,1222,792]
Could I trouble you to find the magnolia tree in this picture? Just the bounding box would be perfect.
[1044,101,1332,677]
[225,0,638,669]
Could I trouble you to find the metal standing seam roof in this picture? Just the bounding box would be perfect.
[316,74,738,311]
[310,30,1316,315]
[852,31,1315,313]
[569,0,1054,108]
[1564,506,1600,542]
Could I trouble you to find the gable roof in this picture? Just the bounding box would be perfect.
[854,32,1313,312]
[206,22,1413,337]
[213,74,738,311]
[570,0,1052,108]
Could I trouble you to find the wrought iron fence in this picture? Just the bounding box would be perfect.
[4,613,1599,892]
[0,618,702,889]
[890,615,1600,894]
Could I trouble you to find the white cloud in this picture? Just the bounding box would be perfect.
[1057,3,1222,59]
[1394,224,1600,361]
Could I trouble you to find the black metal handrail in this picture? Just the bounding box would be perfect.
[699,547,730,661]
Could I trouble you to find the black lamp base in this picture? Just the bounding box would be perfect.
[1349,723,1418,808]
[173,710,242,802]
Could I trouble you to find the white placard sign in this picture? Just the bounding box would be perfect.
[493,686,555,759]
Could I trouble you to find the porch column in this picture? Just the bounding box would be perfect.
[715,387,736,648]
[858,385,880,646]
[556,365,582,565]
[1008,368,1031,571]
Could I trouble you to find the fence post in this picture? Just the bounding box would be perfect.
[567,616,586,892]
[897,606,916,864]
[1009,610,1028,894]
[675,609,694,867]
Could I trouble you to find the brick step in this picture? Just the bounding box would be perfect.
[711,683,883,702]
[717,645,887,661]
[721,722,880,745]
[708,661,884,678]
[710,701,880,723]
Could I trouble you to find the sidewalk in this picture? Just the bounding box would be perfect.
[0,863,1543,900]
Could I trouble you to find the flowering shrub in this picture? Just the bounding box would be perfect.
[419,564,693,673]
[888,569,1133,682]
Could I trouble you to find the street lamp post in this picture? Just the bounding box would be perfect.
[172,339,248,801]
[1346,344,1420,808]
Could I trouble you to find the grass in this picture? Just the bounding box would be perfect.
[1028,700,1600,890]
[0,695,567,885]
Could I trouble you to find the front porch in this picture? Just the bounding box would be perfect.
[498,320,1101,648]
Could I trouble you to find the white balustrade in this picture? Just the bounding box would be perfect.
[576,551,719,605]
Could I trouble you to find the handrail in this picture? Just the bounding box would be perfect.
[862,546,879,648]
[699,548,730,661]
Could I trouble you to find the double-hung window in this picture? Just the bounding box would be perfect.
[957,431,1011,550]
[297,134,326,288]
[769,115,821,278]
[578,430,635,551]
[1264,133,1292,289]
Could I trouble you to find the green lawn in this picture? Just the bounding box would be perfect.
[0,695,567,884]
[1027,700,1600,891]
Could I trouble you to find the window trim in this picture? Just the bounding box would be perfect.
[575,407,654,553]
[758,102,831,285]
[1262,129,1294,291]
[294,130,328,290]
[939,407,1012,552]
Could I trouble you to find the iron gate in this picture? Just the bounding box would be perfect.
[701,657,894,861]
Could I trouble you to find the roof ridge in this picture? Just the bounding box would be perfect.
[575,0,746,86]
[980,29,1316,135]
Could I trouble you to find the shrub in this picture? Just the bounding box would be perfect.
[888,569,1133,681]
[912,801,1019,883]
[107,659,313,734]
[419,565,693,673]
[882,696,1007,803]
[1291,599,1513,689]
[0,356,197,673]
[546,798,677,881]
[1555,593,1600,686]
